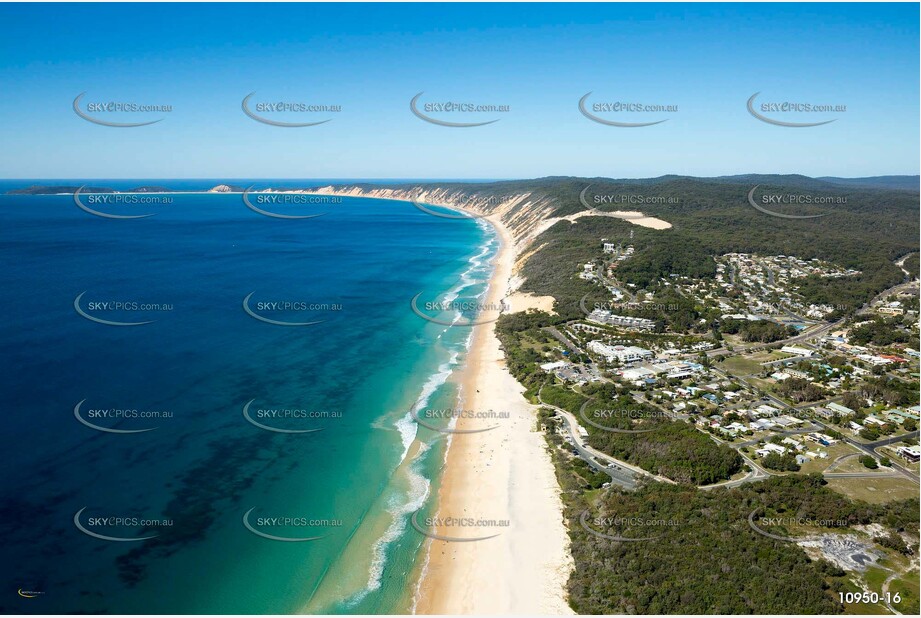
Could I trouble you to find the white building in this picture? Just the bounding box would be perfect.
[588,341,653,364]
[540,361,568,372]
[756,443,788,457]
[587,309,656,331]
[857,354,892,366]
[621,367,657,382]
[897,445,920,463]
[578,263,596,280]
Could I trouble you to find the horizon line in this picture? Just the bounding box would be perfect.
[2,173,919,182]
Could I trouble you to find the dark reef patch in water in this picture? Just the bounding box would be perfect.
[114,433,288,586]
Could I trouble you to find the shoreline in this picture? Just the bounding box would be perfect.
[297,187,572,613]
[289,188,571,614]
[375,197,572,614]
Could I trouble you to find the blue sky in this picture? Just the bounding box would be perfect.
[0,2,917,179]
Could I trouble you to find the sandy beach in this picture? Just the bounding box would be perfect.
[411,213,572,615]
[507,290,557,314]
[296,186,573,613]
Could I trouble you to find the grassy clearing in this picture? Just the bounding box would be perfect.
[826,476,920,503]
[718,355,766,376]
[798,443,860,474]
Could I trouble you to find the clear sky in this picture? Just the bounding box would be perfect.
[0,2,917,179]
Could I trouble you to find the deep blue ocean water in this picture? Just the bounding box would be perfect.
[0,183,496,614]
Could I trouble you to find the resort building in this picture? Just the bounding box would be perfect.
[587,309,656,331]
[588,341,653,364]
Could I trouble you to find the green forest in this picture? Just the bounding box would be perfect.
[553,468,918,614]
[486,176,919,319]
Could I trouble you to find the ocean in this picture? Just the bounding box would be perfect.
[0,181,497,614]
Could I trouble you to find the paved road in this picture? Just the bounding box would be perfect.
[537,389,641,489]
[867,431,921,449]
[704,319,836,358]
[598,267,637,302]
[810,419,919,483]
[857,280,918,316]
[820,453,903,478]
[708,360,920,483]
[699,448,771,491]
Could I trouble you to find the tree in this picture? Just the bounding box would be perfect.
[860,455,879,469]
[763,452,801,472]
[841,392,863,411]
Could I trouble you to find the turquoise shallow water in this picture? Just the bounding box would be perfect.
[0,185,496,614]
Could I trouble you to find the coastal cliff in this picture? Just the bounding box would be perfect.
[306,185,559,250]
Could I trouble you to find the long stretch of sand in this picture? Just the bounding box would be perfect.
[411,213,573,615]
[290,187,573,613]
